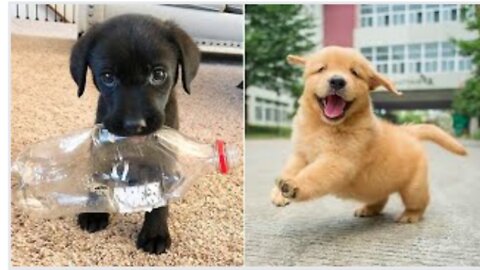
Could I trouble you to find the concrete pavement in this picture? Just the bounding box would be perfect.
[245,139,480,266]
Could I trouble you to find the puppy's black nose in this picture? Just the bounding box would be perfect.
[329,76,346,90]
[123,118,147,134]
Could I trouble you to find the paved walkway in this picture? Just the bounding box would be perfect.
[245,139,480,266]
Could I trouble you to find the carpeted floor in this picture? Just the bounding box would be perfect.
[10,35,244,266]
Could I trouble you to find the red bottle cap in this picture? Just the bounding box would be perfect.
[215,139,228,174]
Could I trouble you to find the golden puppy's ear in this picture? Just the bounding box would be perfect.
[287,55,306,66]
[370,71,402,96]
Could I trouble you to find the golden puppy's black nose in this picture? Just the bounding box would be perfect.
[329,75,346,91]
[123,118,147,134]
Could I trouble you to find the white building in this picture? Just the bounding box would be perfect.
[350,4,480,133]
[354,4,476,110]
[246,86,296,128]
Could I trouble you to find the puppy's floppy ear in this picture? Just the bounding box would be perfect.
[170,24,200,95]
[369,70,402,96]
[70,26,98,97]
[287,55,306,66]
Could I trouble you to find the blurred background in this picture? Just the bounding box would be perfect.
[10,4,243,55]
[245,4,480,140]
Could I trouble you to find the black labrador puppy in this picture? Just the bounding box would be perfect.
[69,14,200,254]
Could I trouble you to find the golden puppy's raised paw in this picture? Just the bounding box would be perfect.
[270,185,290,207]
[276,178,298,199]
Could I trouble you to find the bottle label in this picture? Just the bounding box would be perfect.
[113,182,166,213]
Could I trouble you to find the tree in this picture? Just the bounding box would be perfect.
[453,78,480,116]
[245,5,317,98]
[452,5,480,117]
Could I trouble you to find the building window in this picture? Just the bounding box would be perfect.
[392,5,406,25]
[358,4,464,28]
[459,57,473,71]
[441,42,456,72]
[376,5,390,27]
[424,42,438,73]
[360,47,373,61]
[408,4,423,24]
[255,106,263,121]
[408,44,422,73]
[375,46,389,73]
[442,4,458,22]
[426,5,441,23]
[361,41,474,75]
[391,45,405,74]
[360,5,374,27]
[425,42,438,58]
[442,60,455,72]
[376,46,389,61]
[282,110,289,122]
[265,108,272,121]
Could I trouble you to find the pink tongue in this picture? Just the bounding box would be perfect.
[324,95,346,118]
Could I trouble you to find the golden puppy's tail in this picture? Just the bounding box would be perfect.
[402,124,467,156]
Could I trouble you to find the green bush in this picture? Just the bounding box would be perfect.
[395,111,424,124]
[452,78,480,117]
[246,125,291,138]
[472,130,480,140]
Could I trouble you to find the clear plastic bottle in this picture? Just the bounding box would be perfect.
[12,125,240,217]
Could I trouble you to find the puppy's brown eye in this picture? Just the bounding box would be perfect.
[318,66,326,73]
[351,68,360,78]
[150,68,168,85]
[100,72,117,88]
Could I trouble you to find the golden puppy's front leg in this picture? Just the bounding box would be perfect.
[280,153,308,180]
[277,155,355,202]
[271,153,307,207]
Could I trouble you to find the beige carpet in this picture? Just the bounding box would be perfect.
[10,35,244,266]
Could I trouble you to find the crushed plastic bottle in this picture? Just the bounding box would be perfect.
[12,125,240,217]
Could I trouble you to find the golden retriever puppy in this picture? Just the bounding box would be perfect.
[271,46,467,223]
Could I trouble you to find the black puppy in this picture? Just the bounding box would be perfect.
[69,14,200,254]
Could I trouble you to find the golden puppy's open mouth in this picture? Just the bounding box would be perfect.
[316,94,352,121]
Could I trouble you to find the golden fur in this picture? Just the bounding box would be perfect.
[271,46,467,223]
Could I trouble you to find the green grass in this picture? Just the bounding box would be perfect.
[246,125,292,139]
[472,131,480,140]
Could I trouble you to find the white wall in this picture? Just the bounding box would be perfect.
[387,71,472,92]
[354,22,474,48]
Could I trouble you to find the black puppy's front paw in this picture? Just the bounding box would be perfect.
[136,228,171,254]
[276,178,298,199]
[77,212,110,233]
